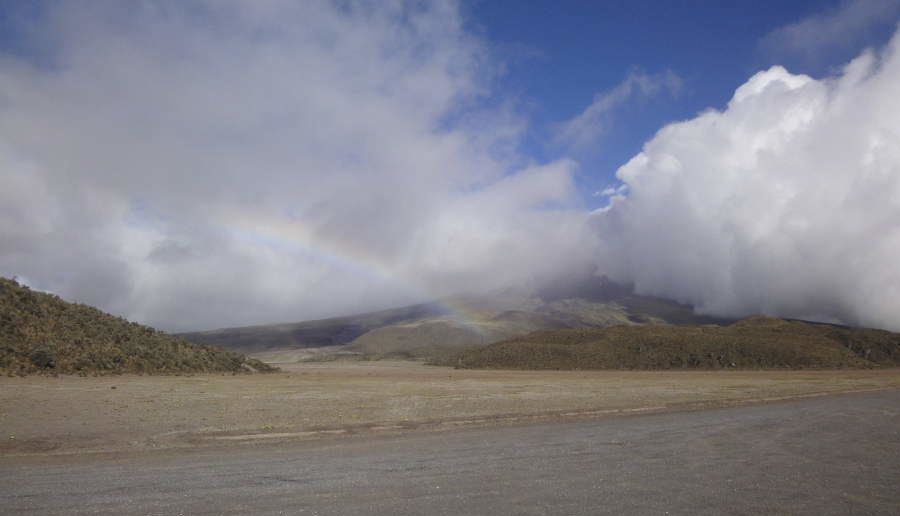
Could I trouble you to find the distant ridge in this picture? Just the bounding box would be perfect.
[180,302,449,353]
[444,316,900,370]
[181,278,731,359]
[0,277,276,375]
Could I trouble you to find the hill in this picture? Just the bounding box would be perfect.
[0,278,276,375]
[443,317,900,370]
[180,302,449,354]
[182,279,729,360]
[344,298,647,359]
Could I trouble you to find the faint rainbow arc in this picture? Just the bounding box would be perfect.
[221,214,487,331]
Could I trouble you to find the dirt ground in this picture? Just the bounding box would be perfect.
[2,361,899,457]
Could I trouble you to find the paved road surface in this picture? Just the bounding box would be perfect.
[2,390,899,515]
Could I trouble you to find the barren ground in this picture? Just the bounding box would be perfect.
[2,361,898,457]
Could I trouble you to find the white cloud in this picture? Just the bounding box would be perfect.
[0,1,596,331]
[760,0,900,62]
[556,68,682,150]
[593,28,900,331]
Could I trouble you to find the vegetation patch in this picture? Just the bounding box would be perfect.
[0,278,277,375]
[443,317,900,370]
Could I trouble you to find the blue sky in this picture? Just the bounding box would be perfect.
[465,0,900,207]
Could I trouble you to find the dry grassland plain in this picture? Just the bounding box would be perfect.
[2,361,899,457]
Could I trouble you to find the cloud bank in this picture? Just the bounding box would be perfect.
[2,2,900,333]
[594,28,900,331]
[0,1,595,331]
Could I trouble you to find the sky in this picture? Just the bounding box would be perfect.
[1,0,899,332]
[470,0,900,205]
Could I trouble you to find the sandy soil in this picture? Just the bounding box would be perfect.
[1,361,898,456]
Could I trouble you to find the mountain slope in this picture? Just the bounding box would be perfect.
[344,300,641,358]
[0,278,276,375]
[181,279,730,359]
[181,302,449,354]
[445,317,900,370]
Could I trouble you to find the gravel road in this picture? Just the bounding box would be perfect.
[2,389,899,515]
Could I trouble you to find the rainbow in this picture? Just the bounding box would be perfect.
[221,210,487,331]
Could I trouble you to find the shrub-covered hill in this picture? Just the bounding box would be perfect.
[445,316,900,370]
[0,278,277,375]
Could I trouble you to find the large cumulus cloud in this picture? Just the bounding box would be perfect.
[0,1,596,331]
[594,28,900,331]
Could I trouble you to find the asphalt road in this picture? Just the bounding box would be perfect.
[2,389,899,515]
